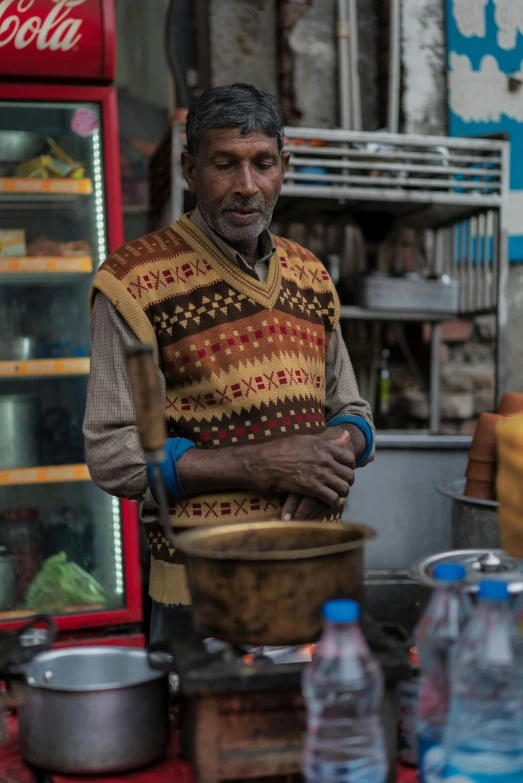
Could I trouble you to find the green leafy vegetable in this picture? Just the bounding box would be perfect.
[26,552,107,612]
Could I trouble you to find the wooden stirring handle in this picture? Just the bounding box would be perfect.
[127,344,166,456]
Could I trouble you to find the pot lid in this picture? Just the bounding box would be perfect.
[410,549,523,594]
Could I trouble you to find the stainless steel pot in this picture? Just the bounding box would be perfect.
[17,646,170,774]
[437,479,500,549]
[0,395,40,470]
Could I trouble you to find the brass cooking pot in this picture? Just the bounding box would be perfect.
[174,520,375,646]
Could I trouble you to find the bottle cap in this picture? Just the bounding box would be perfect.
[478,580,510,601]
[433,563,466,582]
[323,599,359,623]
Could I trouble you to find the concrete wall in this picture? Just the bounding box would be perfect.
[507,266,523,392]
[209,0,278,95]
[401,0,447,135]
[287,0,378,129]
[289,0,337,127]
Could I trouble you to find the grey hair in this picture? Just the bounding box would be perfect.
[186,83,285,156]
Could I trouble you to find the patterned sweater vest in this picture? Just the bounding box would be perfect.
[90,214,340,605]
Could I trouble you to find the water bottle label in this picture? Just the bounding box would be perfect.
[397,680,418,766]
[443,769,523,783]
[305,759,385,783]
[419,737,445,783]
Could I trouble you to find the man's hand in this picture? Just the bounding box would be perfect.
[255,430,355,510]
[281,428,355,520]
[177,426,355,507]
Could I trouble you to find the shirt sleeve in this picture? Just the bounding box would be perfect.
[83,291,166,501]
[324,323,376,464]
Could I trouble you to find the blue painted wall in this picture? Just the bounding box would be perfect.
[446,0,523,260]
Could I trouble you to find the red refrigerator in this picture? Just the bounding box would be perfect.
[0,1,142,642]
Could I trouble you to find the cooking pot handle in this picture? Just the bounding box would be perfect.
[147,642,176,673]
[16,614,57,659]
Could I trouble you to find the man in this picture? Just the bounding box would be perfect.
[84,83,374,640]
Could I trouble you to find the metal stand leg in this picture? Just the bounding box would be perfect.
[430,323,442,434]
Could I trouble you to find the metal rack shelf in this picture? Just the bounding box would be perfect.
[169,124,510,432]
[339,306,460,322]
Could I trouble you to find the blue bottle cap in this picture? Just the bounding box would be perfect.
[323,599,359,623]
[478,580,510,601]
[433,563,466,582]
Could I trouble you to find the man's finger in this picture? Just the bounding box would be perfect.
[322,428,351,447]
[281,492,301,521]
[294,496,318,519]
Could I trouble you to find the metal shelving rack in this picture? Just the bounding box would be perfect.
[169,124,510,432]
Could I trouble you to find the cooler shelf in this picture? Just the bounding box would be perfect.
[0,358,90,378]
[0,464,90,487]
[0,255,93,283]
[0,177,93,196]
[0,178,93,213]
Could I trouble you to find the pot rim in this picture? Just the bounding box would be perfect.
[174,520,376,561]
[20,646,166,692]
[436,479,498,509]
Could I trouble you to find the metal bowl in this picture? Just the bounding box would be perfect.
[0,131,43,163]
[0,337,38,361]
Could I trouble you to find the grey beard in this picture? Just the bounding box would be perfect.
[196,189,280,243]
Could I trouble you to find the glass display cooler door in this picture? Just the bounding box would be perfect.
[0,86,141,631]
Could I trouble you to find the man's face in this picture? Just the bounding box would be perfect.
[182,128,289,244]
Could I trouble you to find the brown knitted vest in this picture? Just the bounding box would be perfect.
[90,214,340,604]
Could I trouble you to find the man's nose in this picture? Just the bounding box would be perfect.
[234,165,258,198]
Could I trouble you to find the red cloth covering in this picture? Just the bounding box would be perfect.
[397,763,419,783]
[0,713,195,783]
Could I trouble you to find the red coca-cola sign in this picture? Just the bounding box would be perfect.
[0,0,115,82]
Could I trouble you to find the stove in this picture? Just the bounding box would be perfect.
[169,608,409,783]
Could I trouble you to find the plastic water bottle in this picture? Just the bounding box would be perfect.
[302,599,387,783]
[415,562,471,783]
[443,580,523,782]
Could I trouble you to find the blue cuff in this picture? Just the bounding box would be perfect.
[146,437,195,499]
[327,415,374,467]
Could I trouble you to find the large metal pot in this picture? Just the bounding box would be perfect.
[175,520,375,646]
[0,395,40,470]
[17,646,170,774]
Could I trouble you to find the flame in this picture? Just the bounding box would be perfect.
[300,644,316,657]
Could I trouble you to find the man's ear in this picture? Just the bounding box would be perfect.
[281,151,291,177]
[181,150,197,196]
